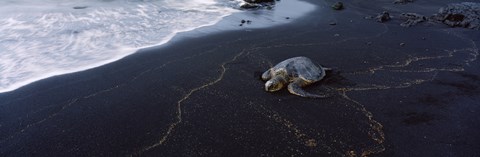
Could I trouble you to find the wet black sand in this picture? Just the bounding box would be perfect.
[1,0,479,156]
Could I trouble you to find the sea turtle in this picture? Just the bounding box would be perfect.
[261,56,331,98]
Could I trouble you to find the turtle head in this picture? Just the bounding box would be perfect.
[265,76,286,92]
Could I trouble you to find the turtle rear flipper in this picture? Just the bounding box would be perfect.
[287,79,330,98]
[319,65,334,71]
[323,67,333,71]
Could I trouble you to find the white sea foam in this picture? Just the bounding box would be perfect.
[0,0,315,93]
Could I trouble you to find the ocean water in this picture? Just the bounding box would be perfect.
[0,0,315,93]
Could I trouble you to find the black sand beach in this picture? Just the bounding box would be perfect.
[1,0,479,156]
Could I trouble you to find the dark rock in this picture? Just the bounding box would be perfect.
[246,20,252,24]
[446,14,466,22]
[400,43,406,46]
[332,2,344,10]
[400,13,427,27]
[244,0,274,3]
[329,22,337,25]
[240,3,261,9]
[241,0,275,10]
[433,2,480,30]
[394,0,413,4]
[285,17,290,19]
[73,6,88,9]
[376,11,391,23]
[241,20,246,24]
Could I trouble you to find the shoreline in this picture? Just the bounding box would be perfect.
[0,0,316,94]
[1,0,479,156]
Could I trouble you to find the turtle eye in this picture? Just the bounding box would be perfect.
[269,84,277,90]
[271,82,283,91]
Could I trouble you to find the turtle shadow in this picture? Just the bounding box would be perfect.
[254,69,354,85]
[306,70,356,98]
[320,70,357,87]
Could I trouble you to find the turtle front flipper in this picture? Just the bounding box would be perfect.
[262,68,273,81]
[287,79,330,98]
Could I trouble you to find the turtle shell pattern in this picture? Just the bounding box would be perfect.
[271,56,325,83]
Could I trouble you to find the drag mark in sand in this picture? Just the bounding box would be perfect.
[339,40,478,91]
[325,55,441,156]
[250,102,343,156]
[338,72,439,92]
[345,48,470,75]
[443,30,479,65]
[339,92,386,157]
[336,30,479,93]
[329,32,478,156]
[467,41,479,64]
[135,49,247,155]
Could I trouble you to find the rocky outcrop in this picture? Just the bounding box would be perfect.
[394,0,413,4]
[332,2,344,10]
[240,3,261,9]
[400,13,427,27]
[73,6,88,9]
[433,2,480,30]
[376,11,391,23]
[369,2,479,30]
[241,0,275,9]
[244,0,274,3]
